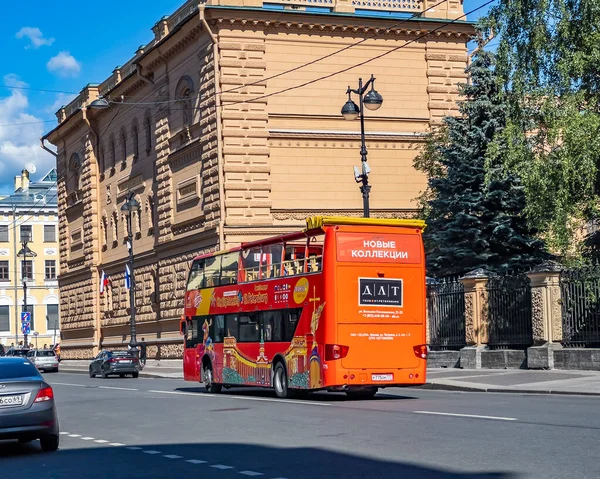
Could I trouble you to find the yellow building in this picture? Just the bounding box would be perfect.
[0,169,61,349]
[43,0,473,359]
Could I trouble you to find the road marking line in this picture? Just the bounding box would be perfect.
[148,389,330,406]
[52,382,87,387]
[126,446,142,450]
[95,440,109,443]
[164,454,183,459]
[413,411,518,421]
[211,465,234,470]
[98,386,139,391]
[186,459,208,464]
[110,443,125,447]
[143,450,162,454]
[81,437,95,441]
[68,434,81,437]
[240,471,264,476]
[59,432,69,435]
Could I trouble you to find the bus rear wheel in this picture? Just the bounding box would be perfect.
[346,387,378,400]
[273,362,295,399]
[203,362,222,394]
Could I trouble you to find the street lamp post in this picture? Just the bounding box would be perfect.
[22,240,28,347]
[341,74,383,218]
[121,192,141,357]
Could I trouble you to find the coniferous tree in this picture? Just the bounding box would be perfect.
[414,46,550,277]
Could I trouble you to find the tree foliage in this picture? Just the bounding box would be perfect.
[487,0,600,258]
[414,46,550,277]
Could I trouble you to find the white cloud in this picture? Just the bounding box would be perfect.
[16,27,55,49]
[47,93,78,114]
[0,75,56,195]
[47,51,81,78]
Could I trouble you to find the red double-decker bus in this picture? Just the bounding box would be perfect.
[181,216,428,399]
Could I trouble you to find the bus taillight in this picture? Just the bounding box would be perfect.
[413,345,428,360]
[325,344,349,361]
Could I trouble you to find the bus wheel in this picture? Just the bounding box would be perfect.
[346,387,378,400]
[203,362,222,394]
[273,362,295,399]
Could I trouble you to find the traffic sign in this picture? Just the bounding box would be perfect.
[22,321,30,335]
[21,311,31,323]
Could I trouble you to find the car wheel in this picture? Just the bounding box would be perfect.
[89,367,95,378]
[40,434,59,452]
[101,369,107,379]
[203,362,222,393]
[53,368,59,373]
[132,372,139,378]
[273,362,295,399]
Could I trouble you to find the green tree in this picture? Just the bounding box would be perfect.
[487,0,600,258]
[415,46,549,277]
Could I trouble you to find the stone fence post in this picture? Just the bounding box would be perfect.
[459,269,491,368]
[526,261,563,369]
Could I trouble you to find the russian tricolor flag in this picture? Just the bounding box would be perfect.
[99,270,110,295]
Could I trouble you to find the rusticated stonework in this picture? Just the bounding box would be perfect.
[44,1,472,358]
[530,288,545,343]
[60,347,96,360]
[464,293,475,345]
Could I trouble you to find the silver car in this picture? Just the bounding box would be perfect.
[0,357,60,451]
[27,349,59,373]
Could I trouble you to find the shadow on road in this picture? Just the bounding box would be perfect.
[175,386,418,402]
[0,440,520,478]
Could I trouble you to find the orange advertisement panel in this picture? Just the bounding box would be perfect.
[335,232,421,264]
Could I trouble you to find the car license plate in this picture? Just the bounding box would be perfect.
[0,395,24,407]
[119,360,131,363]
[371,374,393,382]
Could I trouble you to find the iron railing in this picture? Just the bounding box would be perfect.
[560,266,600,348]
[427,277,466,350]
[487,274,533,349]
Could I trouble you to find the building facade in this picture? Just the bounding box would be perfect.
[0,169,61,349]
[43,0,473,359]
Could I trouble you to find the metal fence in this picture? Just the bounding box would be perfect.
[487,274,533,349]
[427,278,466,350]
[560,266,600,348]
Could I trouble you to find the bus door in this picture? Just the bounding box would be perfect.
[183,318,201,382]
[333,229,426,371]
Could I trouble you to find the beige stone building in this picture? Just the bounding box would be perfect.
[43,0,473,359]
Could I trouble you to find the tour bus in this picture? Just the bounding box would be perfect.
[180,216,428,399]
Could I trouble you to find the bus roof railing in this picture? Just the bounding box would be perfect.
[305,216,426,231]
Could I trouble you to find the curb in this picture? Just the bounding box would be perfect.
[422,382,600,397]
[56,368,183,380]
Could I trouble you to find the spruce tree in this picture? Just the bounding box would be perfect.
[414,46,549,277]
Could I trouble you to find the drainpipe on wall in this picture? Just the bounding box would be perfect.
[199,4,226,251]
[82,107,104,356]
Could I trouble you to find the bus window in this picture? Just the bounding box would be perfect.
[186,318,200,348]
[220,251,239,285]
[284,308,302,341]
[211,315,225,343]
[241,246,262,282]
[226,314,239,339]
[261,244,283,279]
[204,255,221,288]
[187,260,205,290]
[283,244,306,276]
[239,313,260,342]
[262,310,283,342]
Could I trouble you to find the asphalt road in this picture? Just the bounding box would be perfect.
[2,372,600,479]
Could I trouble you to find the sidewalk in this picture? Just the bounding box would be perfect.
[58,360,184,379]
[424,368,600,396]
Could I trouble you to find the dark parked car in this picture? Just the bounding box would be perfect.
[0,357,60,451]
[89,350,140,379]
[5,348,30,358]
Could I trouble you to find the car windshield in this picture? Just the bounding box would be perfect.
[0,361,41,380]
[37,350,56,357]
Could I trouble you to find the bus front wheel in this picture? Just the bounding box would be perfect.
[203,362,222,394]
[273,362,295,399]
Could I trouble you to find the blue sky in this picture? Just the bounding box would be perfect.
[0,0,491,196]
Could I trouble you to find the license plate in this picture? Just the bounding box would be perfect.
[119,360,131,364]
[0,395,24,407]
[371,374,393,382]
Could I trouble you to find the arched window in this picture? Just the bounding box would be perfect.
[175,76,195,129]
[120,128,127,165]
[109,135,116,171]
[145,113,152,156]
[132,120,140,162]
